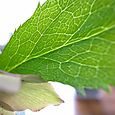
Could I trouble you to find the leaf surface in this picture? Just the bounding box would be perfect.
[0,0,115,89]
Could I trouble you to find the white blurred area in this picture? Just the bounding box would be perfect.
[0,0,46,45]
[0,0,76,115]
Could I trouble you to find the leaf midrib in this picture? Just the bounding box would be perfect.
[4,0,78,72]
[7,0,96,72]
[8,24,115,72]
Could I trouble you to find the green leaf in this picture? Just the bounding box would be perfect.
[0,82,62,111]
[0,0,115,89]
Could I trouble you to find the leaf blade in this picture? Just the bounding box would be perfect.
[0,0,115,89]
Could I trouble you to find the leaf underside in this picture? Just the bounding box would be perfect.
[0,82,62,111]
[0,0,115,90]
[0,107,14,115]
